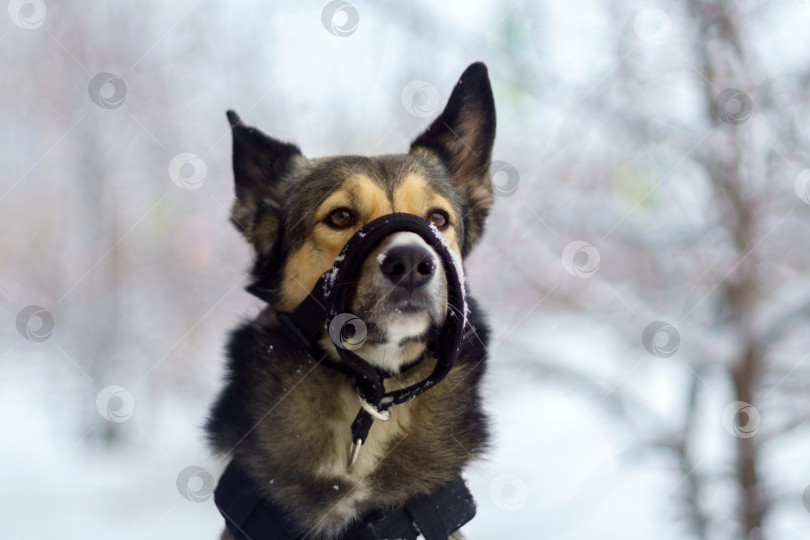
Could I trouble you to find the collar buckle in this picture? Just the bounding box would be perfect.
[356,388,391,421]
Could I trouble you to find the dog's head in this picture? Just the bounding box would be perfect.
[228,63,495,372]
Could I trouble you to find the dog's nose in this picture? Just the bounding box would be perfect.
[380,245,436,293]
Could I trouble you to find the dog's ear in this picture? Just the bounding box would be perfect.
[227,110,302,255]
[409,62,496,255]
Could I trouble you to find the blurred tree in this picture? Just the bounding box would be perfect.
[491,1,810,538]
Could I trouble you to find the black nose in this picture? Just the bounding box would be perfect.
[380,245,436,293]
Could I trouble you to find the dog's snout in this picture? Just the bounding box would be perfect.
[380,245,436,293]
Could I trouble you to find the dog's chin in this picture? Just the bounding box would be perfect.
[383,309,431,340]
[343,295,445,373]
[376,291,445,343]
[352,308,434,374]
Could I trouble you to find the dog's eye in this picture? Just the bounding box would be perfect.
[325,208,355,229]
[427,210,450,230]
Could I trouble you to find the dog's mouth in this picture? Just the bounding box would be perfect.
[393,301,425,315]
[384,285,437,313]
[380,291,439,339]
[353,277,446,338]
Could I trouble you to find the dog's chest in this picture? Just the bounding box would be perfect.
[290,361,425,482]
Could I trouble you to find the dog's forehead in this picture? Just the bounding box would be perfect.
[288,154,459,214]
[309,154,438,191]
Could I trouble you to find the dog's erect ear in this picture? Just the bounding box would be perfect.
[227,110,302,254]
[409,62,496,255]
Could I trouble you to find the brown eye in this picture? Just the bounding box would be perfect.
[326,208,355,228]
[427,210,449,230]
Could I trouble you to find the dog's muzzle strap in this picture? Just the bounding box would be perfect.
[257,213,468,452]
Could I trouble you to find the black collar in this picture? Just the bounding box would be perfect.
[214,461,477,540]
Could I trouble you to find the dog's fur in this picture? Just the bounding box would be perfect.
[206,62,496,539]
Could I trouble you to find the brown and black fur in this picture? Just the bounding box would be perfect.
[206,62,496,539]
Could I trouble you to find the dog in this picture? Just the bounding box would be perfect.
[206,62,496,540]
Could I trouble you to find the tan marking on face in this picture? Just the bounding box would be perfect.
[279,174,393,311]
[278,242,329,311]
[393,173,461,254]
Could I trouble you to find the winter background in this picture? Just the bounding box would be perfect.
[2,0,810,539]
